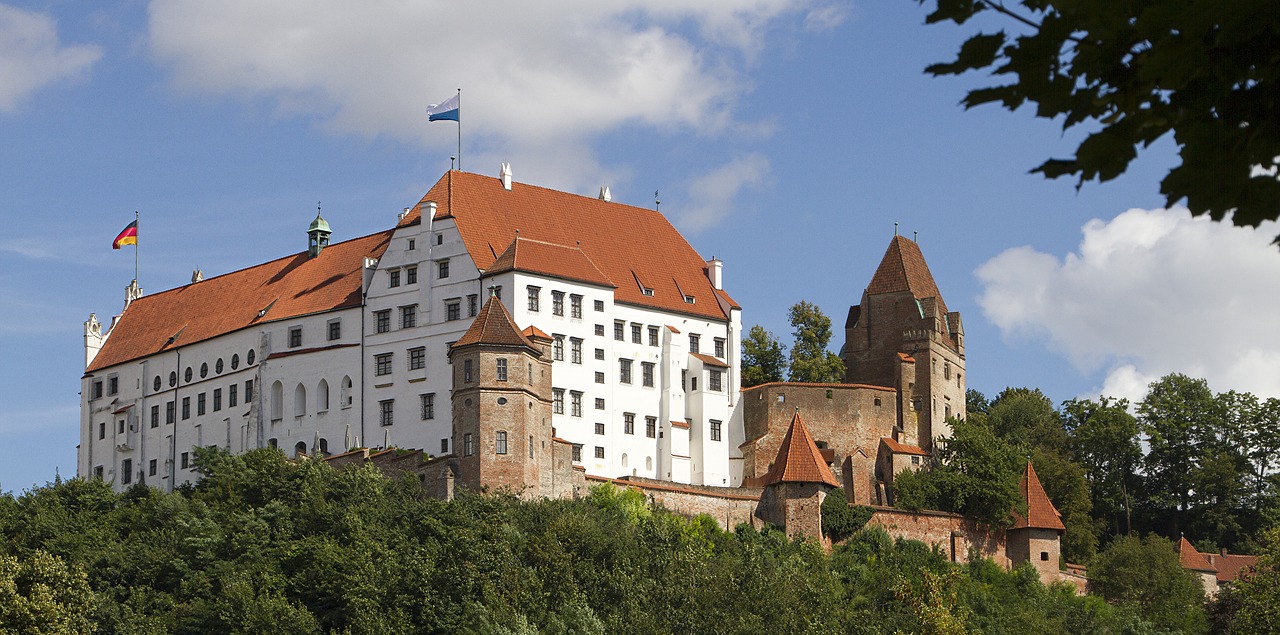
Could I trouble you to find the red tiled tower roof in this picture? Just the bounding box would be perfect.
[453,295,537,350]
[1013,462,1066,531]
[1180,537,1218,573]
[400,171,739,321]
[762,411,839,487]
[87,230,393,372]
[865,235,947,315]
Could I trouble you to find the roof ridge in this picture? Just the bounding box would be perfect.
[1180,537,1218,572]
[1014,462,1066,531]
[865,235,946,314]
[762,410,839,487]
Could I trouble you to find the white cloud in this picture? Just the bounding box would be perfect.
[674,153,771,233]
[0,4,102,112]
[977,207,1280,401]
[146,0,829,197]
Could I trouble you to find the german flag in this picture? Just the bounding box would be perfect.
[113,220,138,249]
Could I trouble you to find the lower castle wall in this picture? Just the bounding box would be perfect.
[586,475,763,531]
[866,506,1009,568]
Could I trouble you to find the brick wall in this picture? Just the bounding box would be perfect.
[586,475,763,530]
[866,506,1010,568]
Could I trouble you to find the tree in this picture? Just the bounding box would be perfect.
[893,418,1026,525]
[786,301,845,383]
[741,325,787,388]
[0,550,96,634]
[1139,373,1220,529]
[1212,527,1280,635]
[1062,397,1142,538]
[987,387,1066,452]
[915,0,1280,233]
[1087,535,1207,633]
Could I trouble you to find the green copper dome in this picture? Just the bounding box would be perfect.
[308,213,331,234]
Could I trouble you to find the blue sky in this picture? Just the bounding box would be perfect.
[2,1,1278,492]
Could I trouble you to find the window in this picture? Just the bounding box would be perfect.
[594,371,605,384]
[91,380,103,400]
[709,370,723,392]
[527,286,541,312]
[594,348,605,361]
[437,260,450,279]
[406,266,417,284]
[619,359,632,384]
[594,324,605,337]
[121,459,132,485]
[570,338,582,364]
[1040,552,1049,561]
[467,294,478,317]
[631,323,641,343]
[570,294,582,318]
[714,337,725,358]
[200,363,208,378]
[401,305,417,329]
[624,413,635,435]
[529,435,534,458]
[150,405,159,428]
[231,354,239,370]
[552,291,564,316]
[94,466,103,480]
[710,419,722,441]
[463,359,474,382]
[375,353,393,376]
[553,388,565,414]
[186,367,194,382]
[688,334,700,354]
[98,421,105,439]
[911,456,920,465]
[648,326,659,347]
[446,301,461,321]
[153,376,161,392]
[595,398,605,410]
[613,321,624,341]
[553,335,564,361]
[182,397,190,420]
[642,362,654,387]
[594,299,604,311]
[379,399,394,426]
[570,391,583,417]
[572,444,582,462]
[389,269,401,287]
[247,350,255,365]
[166,401,175,424]
[408,238,416,251]
[595,422,605,435]
[436,234,443,245]
[496,358,508,381]
[691,377,698,391]
[213,388,222,412]
[216,358,224,374]
[594,446,605,459]
[944,362,951,380]
[463,433,474,456]
[245,380,254,401]
[375,310,391,333]
[289,327,302,348]
[181,452,189,469]
[421,393,435,420]
[148,459,157,477]
[496,431,508,454]
[646,416,657,438]
[118,419,125,434]
[409,347,425,371]
[169,372,177,387]
[108,376,118,395]
[441,438,449,453]
[197,393,207,416]
[230,384,239,408]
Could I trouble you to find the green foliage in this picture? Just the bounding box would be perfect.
[740,324,787,388]
[1210,527,1280,635]
[786,300,845,383]
[1063,396,1142,538]
[821,489,873,543]
[0,550,95,634]
[1088,534,1207,633]
[915,0,1280,234]
[892,418,1026,525]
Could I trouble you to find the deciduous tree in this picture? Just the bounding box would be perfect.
[786,301,845,383]
[741,325,787,388]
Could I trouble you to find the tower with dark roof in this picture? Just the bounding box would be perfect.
[842,235,965,451]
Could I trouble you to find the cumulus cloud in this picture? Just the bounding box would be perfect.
[977,208,1280,401]
[146,0,827,196]
[674,153,771,233]
[0,4,102,112]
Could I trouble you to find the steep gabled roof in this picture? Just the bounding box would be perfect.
[1013,462,1066,531]
[453,295,537,350]
[865,235,947,315]
[1180,537,1218,573]
[486,236,615,288]
[762,411,839,487]
[399,171,739,321]
[87,230,393,373]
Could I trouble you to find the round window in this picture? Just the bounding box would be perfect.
[184,367,193,382]
[231,353,239,370]
[153,376,162,391]
[215,358,224,374]
[169,371,177,387]
[497,397,508,405]
[200,363,208,378]
[247,350,256,365]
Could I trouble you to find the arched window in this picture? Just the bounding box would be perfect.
[621,453,629,467]
[231,353,239,370]
[645,456,653,471]
[318,438,329,455]
[341,376,353,408]
[270,381,284,420]
[944,362,951,380]
[294,441,307,457]
[294,384,307,417]
[247,349,256,365]
[317,379,330,411]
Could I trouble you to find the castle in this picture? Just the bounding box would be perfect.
[80,166,1073,585]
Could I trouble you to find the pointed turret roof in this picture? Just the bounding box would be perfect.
[762,411,839,487]
[865,235,947,315]
[453,295,536,350]
[1013,462,1066,531]
[1179,537,1218,573]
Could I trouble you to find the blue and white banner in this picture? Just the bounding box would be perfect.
[427,94,460,122]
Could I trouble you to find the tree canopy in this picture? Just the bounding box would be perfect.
[916,0,1280,233]
[786,300,845,383]
[740,325,787,388]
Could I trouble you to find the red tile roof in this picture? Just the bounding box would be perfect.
[1206,552,1257,583]
[87,231,392,373]
[400,171,739,321]
[1180,537,1218,573]
[761,411,839,487]
[897,352,916,363]
[865,235,947,315]
[880,437,928,456]
[690,352,729,368]
[453,295,537,350]
[670,420,690,429]
[1013,462,1065,531]
[486,236,615,288]
[521,325,552,341]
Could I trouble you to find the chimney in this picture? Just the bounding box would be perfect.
[191,268,203,283]
[598,186,612,202]
[399,207,410,221]
[423,201,437,219]
[499,162,512,190]
[707,258,723,290]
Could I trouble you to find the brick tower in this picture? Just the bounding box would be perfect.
[842,235,964,451]
[756,410,839,542]
[449,294,555,497]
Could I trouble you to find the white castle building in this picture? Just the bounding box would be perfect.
[80,167,744,492]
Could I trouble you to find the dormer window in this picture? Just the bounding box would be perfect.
[642,287,655,297]
[683,294,695,304]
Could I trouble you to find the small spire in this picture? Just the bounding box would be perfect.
[894,222,899,236]
[654,190,661,211]
[913,231,918,242]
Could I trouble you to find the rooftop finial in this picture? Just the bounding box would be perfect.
[488,284,499,298]
[654,190,661,211]
[894,222,899,236]
[914,231,918,242]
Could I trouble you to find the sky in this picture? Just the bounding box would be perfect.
[2,0,1277,493]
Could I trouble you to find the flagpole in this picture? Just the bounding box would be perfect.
[134,210,139,285]
[456,88,462,172]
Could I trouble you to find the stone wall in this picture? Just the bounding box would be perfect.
[866,506,1009,568]
[586,475,763,531]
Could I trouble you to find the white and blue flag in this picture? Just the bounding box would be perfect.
[427,94,460,122]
